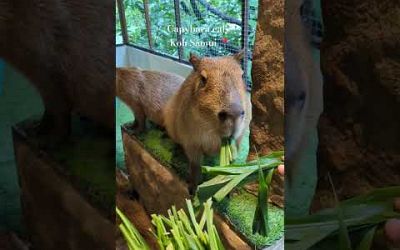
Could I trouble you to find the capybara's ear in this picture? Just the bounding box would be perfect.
[189,52,201,70]
[233,49,245,62]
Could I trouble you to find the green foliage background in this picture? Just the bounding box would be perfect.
[116,0,259,62]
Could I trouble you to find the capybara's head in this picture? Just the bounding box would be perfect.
[188,51,248,140]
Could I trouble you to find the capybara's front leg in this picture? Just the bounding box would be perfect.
[185,146,203,195]
[188,162,201,195]
[128,101,146,133]
[34,81,72,148]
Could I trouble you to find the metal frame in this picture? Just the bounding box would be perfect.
[117,0,252,87]
[143,0,154,49]
[173,0,184,60]
[116,0,129,44]
[241,0,250,85]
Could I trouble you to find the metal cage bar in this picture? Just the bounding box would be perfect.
[143,0,154,49]
[117,0,129,44]
[241,0,250,88]
[121,0,253,88]
[173,0,184,60]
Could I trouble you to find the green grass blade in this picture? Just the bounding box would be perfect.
[213,171,254,202]
[116,207,151,250]
[213,225,225,250]
[220,143,226,166]
[186,199,206,243]
[252,161,271,236]
[202,162,280,175]
[337,206,353,250]
[355,226,377,250]
[328,174,352,250]
[119,224,139,250]
[229,140,238,162]
[286,186,400,249]
[207,206,218,249]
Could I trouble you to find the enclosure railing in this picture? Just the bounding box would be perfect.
[116,0,255,89]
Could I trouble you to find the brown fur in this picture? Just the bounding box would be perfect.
[116,67,184,131]
[0,0,114,144]
[164,52,251,192]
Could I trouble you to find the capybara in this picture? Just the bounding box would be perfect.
[164,52,251,193]
[0,0,115,145]
[116,67,184,131]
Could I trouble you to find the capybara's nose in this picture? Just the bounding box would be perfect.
[218,103,244,122]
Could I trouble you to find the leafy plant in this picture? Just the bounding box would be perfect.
[252,159,275,236]
[285,186,400,250]
[151,199,225,250]
[117,0,259,60]
[197,151,283,203]
[116,207,151,250]
[117,199,225,250]
[219,139,237,166]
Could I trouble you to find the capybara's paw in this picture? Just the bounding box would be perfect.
[125,120,145,134]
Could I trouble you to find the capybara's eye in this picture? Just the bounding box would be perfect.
[199,75,207,88]
[297,91,306,109]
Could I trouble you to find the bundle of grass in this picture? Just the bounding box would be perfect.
[197,150,283,203]
[219,138,237,166]
[116,207,151,250]
[117,199,224,250]
[198,140,284,241]
[151,199,224,250]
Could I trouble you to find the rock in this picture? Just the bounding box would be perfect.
[248,0,284,206]
[248,0,284,160]
[314,0,400,209]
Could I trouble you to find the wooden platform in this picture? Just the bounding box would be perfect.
[12,119,114,250]
[122,126,282,250]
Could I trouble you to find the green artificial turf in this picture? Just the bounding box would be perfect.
[49,117,115,217]
[215,191,284,248]
[14,116,115,218]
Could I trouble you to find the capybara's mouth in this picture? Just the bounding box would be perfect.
[220,128,235,139]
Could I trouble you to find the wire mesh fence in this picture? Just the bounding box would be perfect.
[116,1,123,44]
[116,0,259,89]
